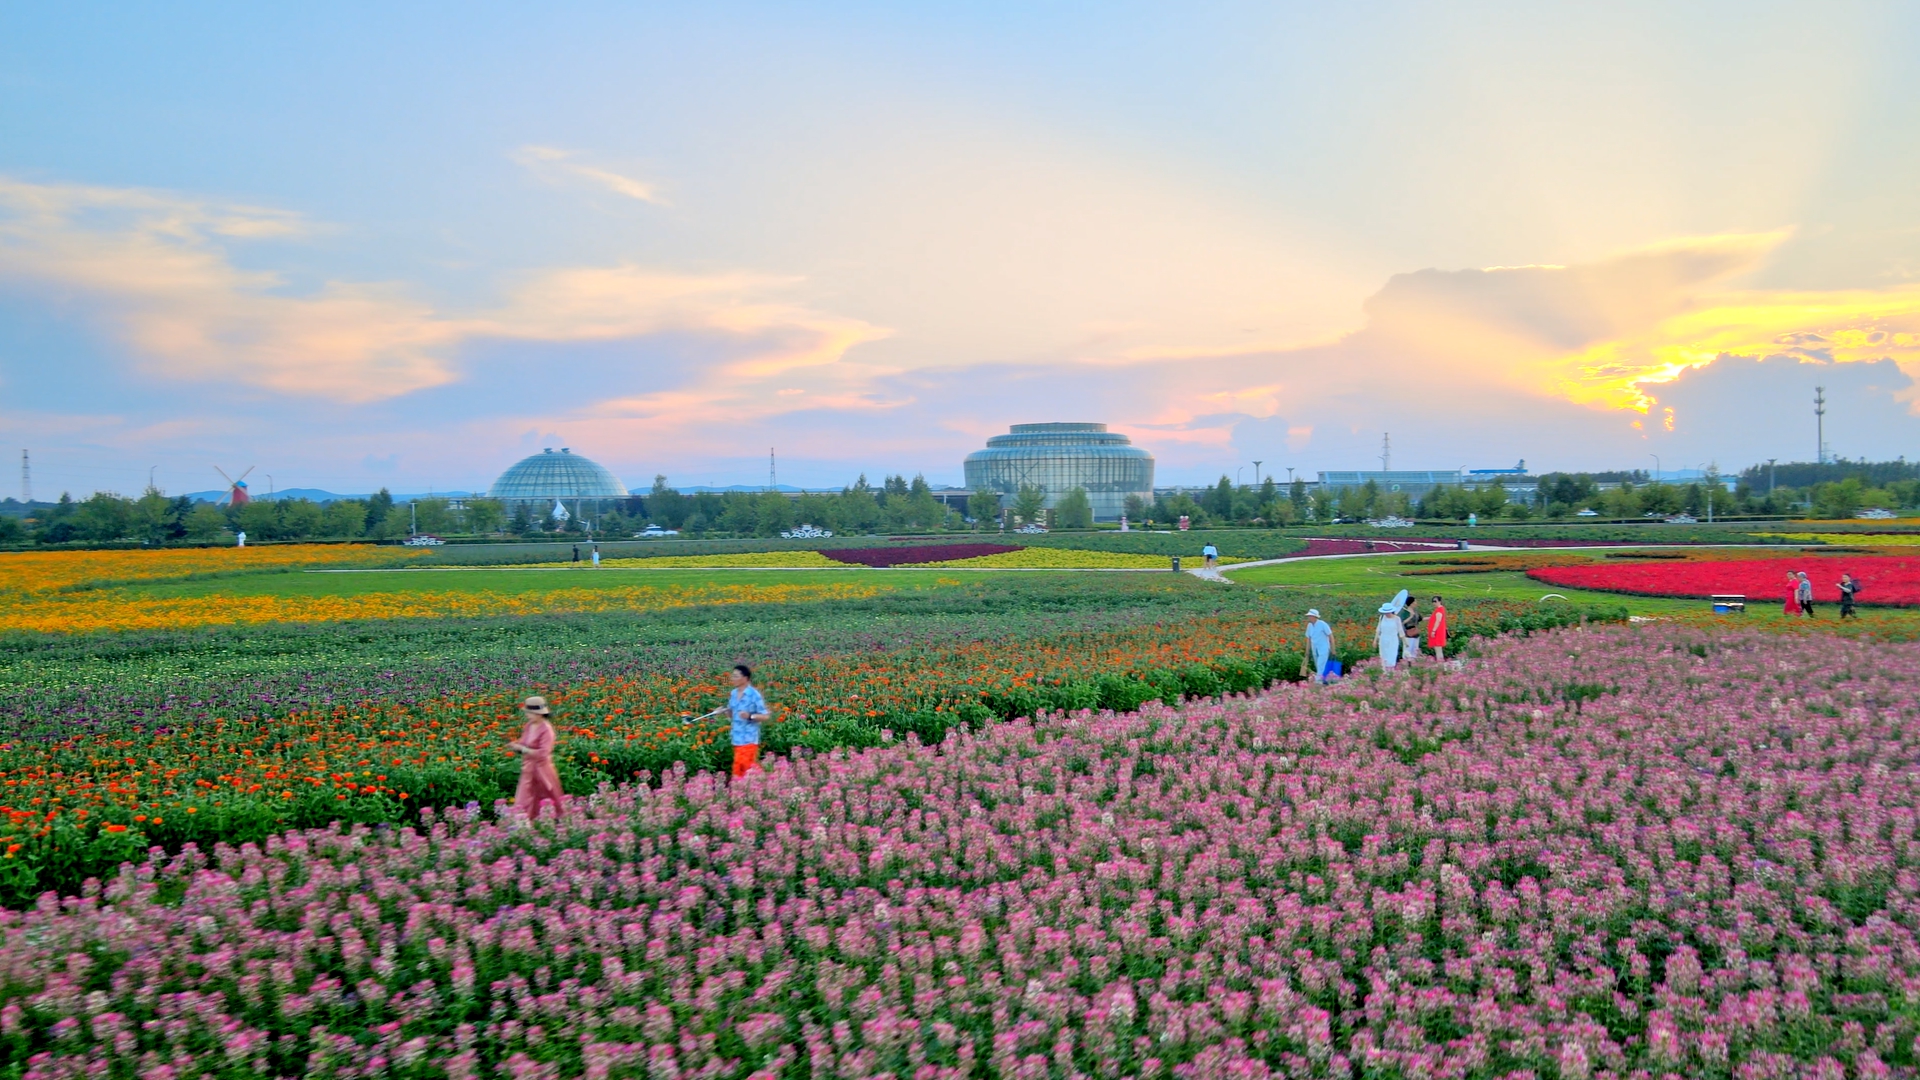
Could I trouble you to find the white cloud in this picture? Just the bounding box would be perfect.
[514,145,668,206]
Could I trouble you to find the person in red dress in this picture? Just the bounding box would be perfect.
[510,696,565,819]
[1783,572,1802,617]
[1426,596,1449,663]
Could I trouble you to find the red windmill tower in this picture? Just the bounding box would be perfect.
[214,465,256,506]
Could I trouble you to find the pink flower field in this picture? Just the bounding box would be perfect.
[5,626,1920,1079]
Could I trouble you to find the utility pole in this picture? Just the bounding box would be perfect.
[19,450,28,503]
[1380,433,1391,471]
[1815,386,1827,464]
[768,448,776,492]
[1768,458,1776,495]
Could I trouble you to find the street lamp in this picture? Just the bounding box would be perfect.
[266,474,275,498]
[1699,463,1715,523]
[1236,467,1244,487]
[148,465,157,492]
[1649,455,1660,482]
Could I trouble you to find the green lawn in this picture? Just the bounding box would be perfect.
[1224,551,1920,632]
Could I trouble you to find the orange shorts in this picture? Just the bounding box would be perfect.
[732,744,760,778]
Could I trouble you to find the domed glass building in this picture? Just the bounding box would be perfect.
[963,423,1154,521]
[489,448,629,513]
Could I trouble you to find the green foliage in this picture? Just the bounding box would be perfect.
[1054,487,1094,529]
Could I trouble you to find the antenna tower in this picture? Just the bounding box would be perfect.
[1814,386,1828,464]
[19,450,28,503]
[1379,433,1391,471]
[768,448,777,492]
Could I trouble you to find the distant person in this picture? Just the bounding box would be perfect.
[509,696,564,819]
[1376,598,1404,670]
[1426,596,1449,663]
[1305,609,1335,683]
[1797,571,1816,617]
[726,664,771,779]
[1202,542,1219,570]
[1399,596,1422,663]
[1783,572,1801,617]
[591,543,601,568]
[1839,572,1860,619]
[572,544,581,563]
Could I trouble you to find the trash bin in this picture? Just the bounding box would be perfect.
[1456,540,1470,551]
[1171,556,1181,573]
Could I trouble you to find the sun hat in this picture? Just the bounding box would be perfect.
[522,696,551,715]
[1306,608,1320,617]
[1378,602,1400,614]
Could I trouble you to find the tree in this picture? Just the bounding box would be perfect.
[184,503,228,542]
[1011,484,1048,526]
[1122,493,1150,524]
[365,489,395,533]
[968,489,1002,528]
[1290,479,1309,518]
[463,498,504,535]
[323,500,368,538]
[1054,488,1094,529]
[279,498,325,538]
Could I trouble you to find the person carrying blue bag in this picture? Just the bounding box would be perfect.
[1304,609,1336,683]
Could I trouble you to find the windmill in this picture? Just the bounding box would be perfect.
[215,466,256,506]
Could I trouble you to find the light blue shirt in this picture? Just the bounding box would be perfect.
[1202,544,1218,557]
[729,685,767,745]
[1306,619,1333,654]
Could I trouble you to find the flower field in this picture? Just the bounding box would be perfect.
[0,544,418,593]
[0,581,1614,901]
[818,544,1026,567]
[1529,554,1920,606]
[3,579,891,635]
[4,626,1918,1077]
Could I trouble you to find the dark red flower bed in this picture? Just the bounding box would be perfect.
[819,543,1025,566]
[1528,554,1920,605]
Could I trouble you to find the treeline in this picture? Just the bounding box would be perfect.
[0,489,500,546]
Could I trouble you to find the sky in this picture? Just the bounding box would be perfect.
[4,1,1920,498]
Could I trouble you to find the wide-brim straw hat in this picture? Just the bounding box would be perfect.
[522,696,551,715]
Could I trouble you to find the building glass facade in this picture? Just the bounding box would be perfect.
[489,448,629,513]
[963,423,1155,521]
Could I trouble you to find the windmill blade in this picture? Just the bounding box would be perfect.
[237,466,256,482]
[214,466,234,484]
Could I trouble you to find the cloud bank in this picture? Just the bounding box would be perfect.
[2,176,1918,489]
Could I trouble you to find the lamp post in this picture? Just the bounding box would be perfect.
[1699,463,1715,523]
[148,466,157,492]
[1236,467,1243,488]
[1768,458,1777,496]
[1649,455,1660,483]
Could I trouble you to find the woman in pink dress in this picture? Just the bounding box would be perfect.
[510,696,565,819]
[1783,572,1802,617]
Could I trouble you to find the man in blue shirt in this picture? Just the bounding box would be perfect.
[1305,608,1335,683]
[727,664,770,778]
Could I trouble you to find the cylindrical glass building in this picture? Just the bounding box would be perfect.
[963,423,1154,521]
[488,448,629,515]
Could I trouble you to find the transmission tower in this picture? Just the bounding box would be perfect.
[1379,433,1391,471]
[19,449,28,503]
[1814,386,1828,464]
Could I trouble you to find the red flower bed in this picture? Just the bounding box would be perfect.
[1528,554,1920,605]
[819,543,1025,567]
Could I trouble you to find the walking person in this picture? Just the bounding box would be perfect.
[1398,596,1422,665]
[572,544,581,563]
[1797,571,1817,617]
[726,664,770,779]
[1783,572,1801,617]
[1376,590,1407,671]
[591,543,601,568]
[1305,609,1335,683]
[1426,596,1448,663]
[1202,542,1219,570]
[509,696,565,819]
[1839,572,1860,619]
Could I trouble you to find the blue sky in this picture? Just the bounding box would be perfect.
[4,1,1919,497]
